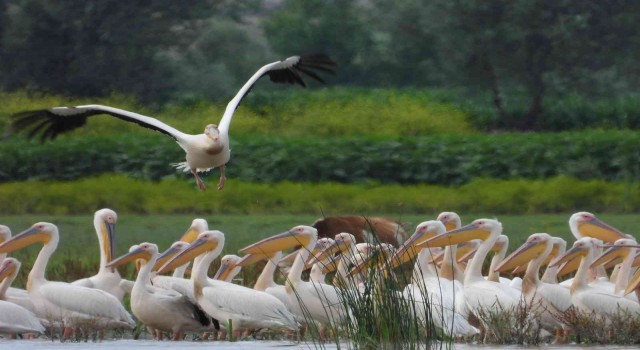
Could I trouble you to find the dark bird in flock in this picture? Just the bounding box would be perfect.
[11,54,336,191]
[312,216,409,247]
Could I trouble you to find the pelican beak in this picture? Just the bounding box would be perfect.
[457,246,478,263]
[307,241,347,269]
[625,266,640,295]
[158,238,218,274]
[237,253,268,267]
[418,223,491,249]
[213,263,236,281]
[590,245,628,268]
[239,231,311,255]
[578,217,627,243]
[541,244,561,266]
[389,227,439,268]
[152,246,183,272]
[101,220,116,264]
[107,247,152,269]
[180,227,201,244]
[495,240,546,273]
[0,261,17,280]
[0,227,50,253]
[550,244,588,268]
[556,255,581,277]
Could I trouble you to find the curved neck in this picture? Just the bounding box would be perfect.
[309,263,326,283]
[173,262,190,278]
[614,250,635,294]
[571,249,596,294]
[440,245,463,282]
[465,232,498,285]
[0,271,17,299]
[27,240,58,292]
[255,252,281,291]
[523,243,552,294]
[487,244,507,282]
[413,248,438,284]
[287,238,316,290]
[136,254,156,289]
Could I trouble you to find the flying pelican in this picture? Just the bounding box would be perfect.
[72,209,130,301]
[0,222,134,340]
[550,237,640,319]
[158,230,298,338]
[239,226,351,331]
[418,219,521,315]
[11,55,336,191]
[0,258,45,336]
[400,220,479,337]
[106,242,215,340]
[495,233,572,339]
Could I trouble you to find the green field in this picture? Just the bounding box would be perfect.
[2,213,638,286]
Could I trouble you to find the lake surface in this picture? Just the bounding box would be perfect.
[1,339,639,350]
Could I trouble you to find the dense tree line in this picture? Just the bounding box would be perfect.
[0,0,638,130]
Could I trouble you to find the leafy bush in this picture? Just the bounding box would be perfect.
[3,131,640,185]
[0,175,637,215]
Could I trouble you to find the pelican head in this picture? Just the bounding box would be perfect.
[213,254,242,281]
[437,211,462,231]
[550,237,602,268]
[591,238,639,268]
[158,230,225,274]
[107,242,158,269]
[239,225,317,255]
[0,222,57,254]
[495,233,552,273]
[152,241,190,271]
[569,212,628,243]
[419,218,502,248]
[0,257,20,281]
[204,124,220,141]
[350,243,395,276]
[95,208,117,264]
[389,220,445,268]
[309,232,356,268]
[179,218,209,243]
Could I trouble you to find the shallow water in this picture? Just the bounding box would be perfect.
[1,339,639,350]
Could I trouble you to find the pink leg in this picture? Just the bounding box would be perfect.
[217,165,226,191]
[192,169,207,191]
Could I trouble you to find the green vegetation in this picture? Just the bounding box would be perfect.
[4,130,640,184]
[1,175,639,215]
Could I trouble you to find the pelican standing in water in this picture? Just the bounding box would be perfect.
[107,242,215,340]
[11,55,336,190]
[0,223,134,340]
[0,258,45,336]
[159,231,298,338]
[72,209,130,301]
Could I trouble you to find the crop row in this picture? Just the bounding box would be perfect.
[2,131,640,185]
[1,175,638,215]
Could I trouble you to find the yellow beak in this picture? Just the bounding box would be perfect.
[152,245,183,271]
[158,238,218,274]
[0,261,17,281]
[418,223,491,248]
[101,220,116,264]
[495,240,547,273]
[107,247,152,269]
[625,266,640,295]
[213,263,237,281]
[590,245,628,268]
[239,231,311,255]
[389,227,440,268]
[550,245,587,268]
[0,227,50,254]
[578,218,627,243]
[237,253,269,267]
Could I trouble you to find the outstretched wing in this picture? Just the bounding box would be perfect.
[11,104,186,142]
[218,54,336,133]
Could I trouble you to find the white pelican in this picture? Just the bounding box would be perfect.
[309,232,358,288]
[590,238,639,296]
[0,222,134,339]
[71,209,130,301]
[107,242,215,340]
[419,219,521,315]
[159,230,298,337]
[0,225,33,312]
[0,258,45,335]
[399,221,479,337]
[550,237,640,318]
[237,251,291,309]
[239,225,351,329]
[495,233,572,338]
[11,55,336,190]
[213,254,242,282]
[540,237,567,284]
[569,212,632,242]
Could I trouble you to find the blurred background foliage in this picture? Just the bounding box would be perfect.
[1,0,640,214]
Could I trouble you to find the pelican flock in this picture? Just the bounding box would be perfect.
[2,210,640,344]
